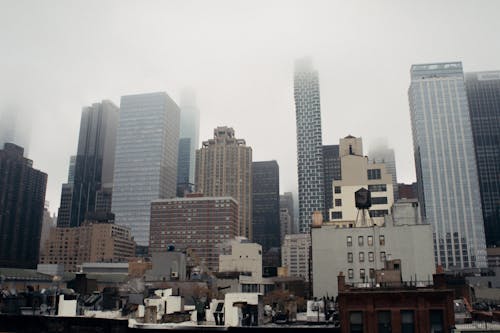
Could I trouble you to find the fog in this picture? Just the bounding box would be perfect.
[1,0,500,214]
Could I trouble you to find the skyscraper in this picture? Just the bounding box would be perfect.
[195,126,252,239]
[465,71,500,247]
[252,161,280,251]
[0,143,47,268]
[68,100,119,227]
[409,62,486,269]
[368,140,398,202]
[294,57,325,232]
[177,89,200,196]
[111,92,180,246]
[280,192,295,233]
[322,145,341,220]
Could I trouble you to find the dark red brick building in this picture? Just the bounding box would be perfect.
[337,272,455,333]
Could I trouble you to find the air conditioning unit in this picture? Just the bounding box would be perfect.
[171,271,179,279]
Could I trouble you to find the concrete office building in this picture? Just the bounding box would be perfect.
[39,219,135,272]
[281,233,311,281]
[280,192,295,233]
[322,145,341,220]
[61,100,119,228]
[149,194,238,272]
[294,58,325,232]
[465,71,500,247]
[409,62,486,269]
[329,136,394,226]
[252,161,280,251]
[177,89,200,197]
[0,143,47,268]
[112,92,180,246]
[312,200,435,297]
[195,127,252,239]
[368,140,398,202]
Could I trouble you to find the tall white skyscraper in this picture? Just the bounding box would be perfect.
[409,62,486,269]
[111,92,180,246]
[294,58,325,233]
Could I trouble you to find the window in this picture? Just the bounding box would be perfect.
[359,252,365,262]
[334,186,341,194]
[379,235,385,246]
[349,312,363,333]
[360,269,366,280]
[368,252,374,262]
[348,252,353,263]
[372,197,388,205]
[369,268,375,279]
[401,310,414,333]
[377,311,392,333]
[367,236,373,246]
[367,169,381,180]
[358,236,364,246]
[380,251,386,262]
[335,199,342,207]
[348,269,354,279]
[332,211,343,219]
[347,236,352,247]
[368,184,387,192]
[370,209,389,217]
[429,310,443,333]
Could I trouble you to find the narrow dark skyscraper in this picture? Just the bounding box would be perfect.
[0,143,47,268]
[57,100,119,227]
[294,57,325,232]
[322,145,340,220]
[466,71,500,246]
[252,161,280,251]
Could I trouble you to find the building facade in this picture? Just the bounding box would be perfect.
[294,58,325,232]
[195,127,252,239]
[312,200,435,297]
[329,136,394,226]
[409,62,487,269]
[177,89,200,197]
[0,143,47,268]
[111,92,180,246]
[279,207,293,243]
[368,141,398,202]
[66,100,119,227]
[39,220,135,272]
[322,145,341,220]
[281,233,311,281]
[149,195,238,272]
[397,182,418,200]
[465,71,500,247]
[252,161,280,251]
[280,192,295,234]
[57,156,76,227]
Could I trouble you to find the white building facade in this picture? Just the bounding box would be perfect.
[281,233,311,281]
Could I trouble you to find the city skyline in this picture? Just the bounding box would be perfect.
[1,1,500,214]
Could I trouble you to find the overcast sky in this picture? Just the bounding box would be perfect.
[1,0,500,214]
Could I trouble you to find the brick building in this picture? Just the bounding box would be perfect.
[39,219,135,272]
[149,194,238,271]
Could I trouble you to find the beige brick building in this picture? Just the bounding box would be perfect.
[39,221,135,272]
[195,127,252,239]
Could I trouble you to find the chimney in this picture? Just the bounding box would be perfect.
[338,272,346,292]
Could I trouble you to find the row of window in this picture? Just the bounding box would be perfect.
[348,251,386,264]
[347,235,385,247]
[349,309,443,333]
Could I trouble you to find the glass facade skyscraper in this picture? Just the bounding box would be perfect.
[111,92,180,246]
[409,62,487,269]
[465,71,500,246]
[294,58,325,233]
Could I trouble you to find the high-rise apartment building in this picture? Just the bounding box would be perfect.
[195,127,252,239]
[369,141,398,202]
[409,62,486,269]
[112,92,180,246]
[294,58,325,232]
[322,145,341,219]
[281,233,311,282]
[465,72,500,247]
[149,195,238,271]
[67,100,119,227]
[280,192,295,233]
[177,89,200,197]
[39,219,135,272]
[252,161,280,251]
[0,143,47,268]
